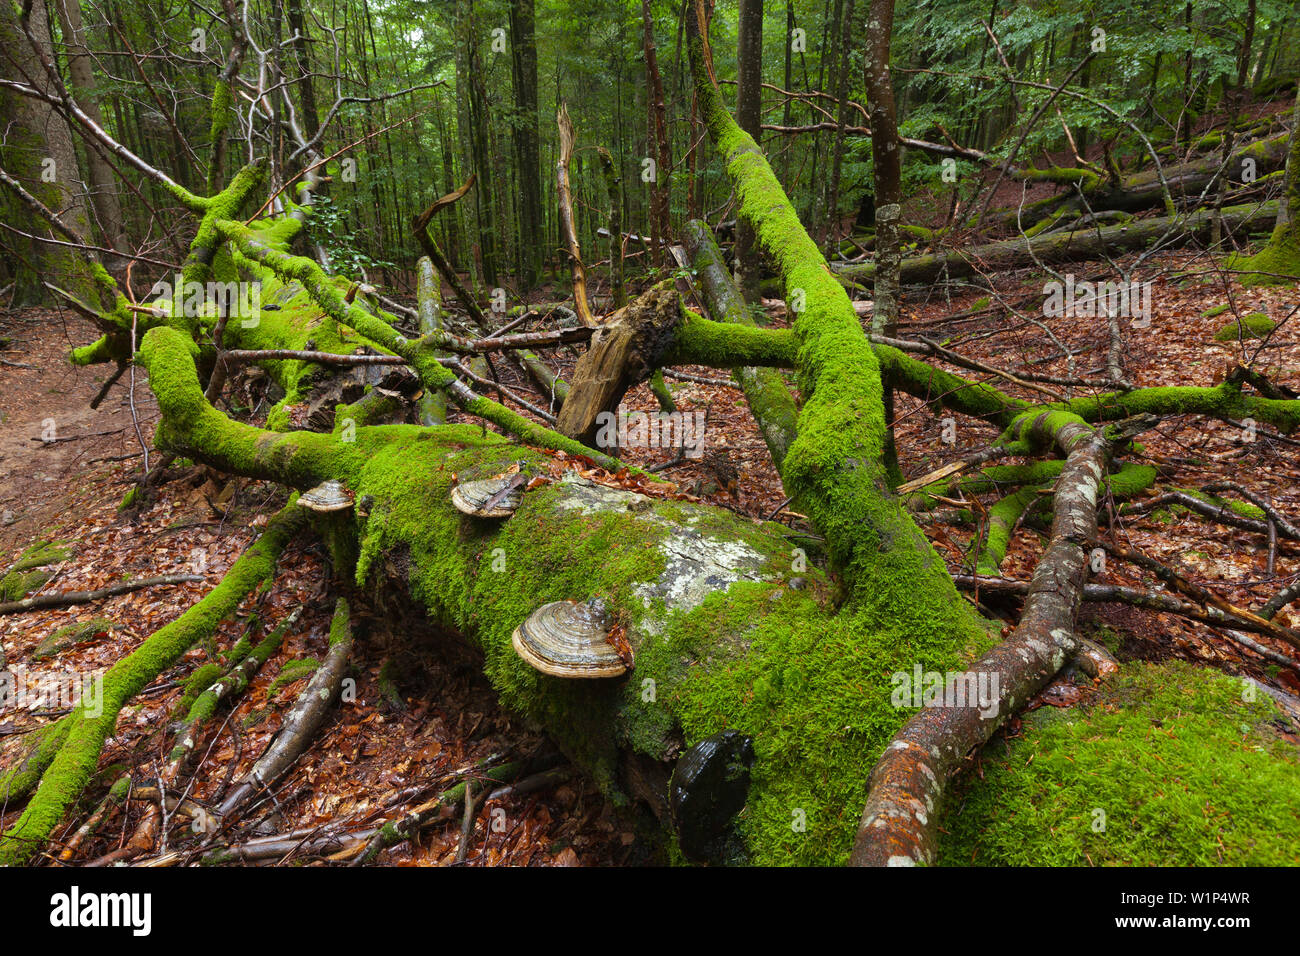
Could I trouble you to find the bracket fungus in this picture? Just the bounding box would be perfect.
[451,470,529,519]
[511,598,629,678]
[297,479,353,513]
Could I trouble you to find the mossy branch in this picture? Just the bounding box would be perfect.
[214,218,627,469]
[0,501,304,866]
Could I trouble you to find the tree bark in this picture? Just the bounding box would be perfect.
[734,0,764,301]
[510,0,543,286]
[0,0,99,305]
[51,0,123,256]
[641,0,672,265]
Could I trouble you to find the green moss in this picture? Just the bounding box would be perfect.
[0,503,304,866]
[976,484,1047,574]
[340,422,995,864]
[1213,312,1277,341]
[1058,382,1300,436]
[174,662,226,715]
[32,617,114,660]
[1169,487,1267,521]
[0,716,73,804]
[269,658,320,697]
[1,540,71,601]
[939,662,1300,865]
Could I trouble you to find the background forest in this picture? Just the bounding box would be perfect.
[5,0,1298,300]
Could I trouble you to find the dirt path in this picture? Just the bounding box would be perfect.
[0,308,157,557]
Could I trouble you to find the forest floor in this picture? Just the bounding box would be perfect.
[1,237,1297,865]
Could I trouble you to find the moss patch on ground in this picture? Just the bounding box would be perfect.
[1213,312,1277,341]
[32,617,114,660]
[1,540,72,602]
[938,662,1300,866]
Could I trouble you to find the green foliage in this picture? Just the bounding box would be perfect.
[307,195,397,278]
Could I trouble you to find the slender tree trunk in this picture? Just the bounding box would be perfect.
[510,0,542,287]
[468,41,498,286]
[735,0,764,301]
[641,0,672,266]
[0,0,98,305]
[287,0,320,144]
[52,0,123,255]
[864,0,901,481]
[780,2,794,182]
[823,0,856,248]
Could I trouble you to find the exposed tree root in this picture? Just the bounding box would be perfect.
[850,411,1138,865]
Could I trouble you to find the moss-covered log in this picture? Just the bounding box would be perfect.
[682,219,798,470]
[836,199,1279,285]
[1227,88,1300,285]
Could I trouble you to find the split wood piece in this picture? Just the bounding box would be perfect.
[896,444,1014,495]
[554,286,683,446]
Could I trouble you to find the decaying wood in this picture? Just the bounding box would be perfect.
[682,219,798,469]
[554,285,683,445]
[556,103,595,327]
[0,573,202,615]
[835,198,1280,284]
[215,597,354,820]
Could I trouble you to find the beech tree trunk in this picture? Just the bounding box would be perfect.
[734,0,764,301]
[0,0,98,305]
[52,0,123,256]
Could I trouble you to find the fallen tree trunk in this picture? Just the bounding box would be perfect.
[835,199,1279,284]
[682,219,798,470]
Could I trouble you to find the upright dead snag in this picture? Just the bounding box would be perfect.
[556,103,596,327]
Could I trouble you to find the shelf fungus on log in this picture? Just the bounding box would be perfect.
[669,729,755,861]
[511,597,629,678]
[450,471,530,519]
[297,479,353,513]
